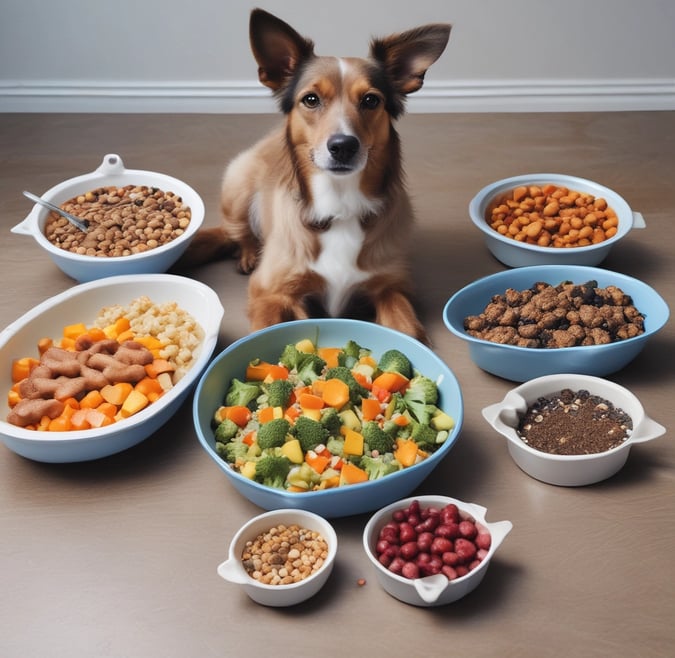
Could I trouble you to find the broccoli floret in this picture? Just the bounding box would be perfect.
[293,415,329,452]
[360,453,401,480]
[411,421,440,452]
[216,439,248,464]
[214,418,239,443]
[325,366,369,404]
[339,340,369,368]
[256,418,291,450]
[377,349,413,379]
[254,454,292,489]
[403,375,439,424]
[362,420,396,454]
[320,407,342,437]
[296,353,327,384]
[263,379,294,408]
[325,435,345,457]
[225,378,261,408]
[278,344,326,384]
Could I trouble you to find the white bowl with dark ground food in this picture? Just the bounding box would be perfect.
[481,374,666,486]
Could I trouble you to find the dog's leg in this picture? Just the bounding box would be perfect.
[364,275,428,344]
[247,270,325,330]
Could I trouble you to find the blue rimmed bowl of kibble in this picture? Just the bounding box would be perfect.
[481,374,666,486]
[443,265,669,382]
[217,508,337,607]
[12,153,204,282]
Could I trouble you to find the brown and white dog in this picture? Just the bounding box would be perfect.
[186,9,450,343]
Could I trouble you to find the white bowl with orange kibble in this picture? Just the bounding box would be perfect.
[469,173,645,267]
[0,274,223,462]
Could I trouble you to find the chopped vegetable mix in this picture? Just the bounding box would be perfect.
[213,338,455,492]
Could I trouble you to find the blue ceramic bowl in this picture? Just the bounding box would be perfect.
[193,319,464,519]
[443,265,669,382]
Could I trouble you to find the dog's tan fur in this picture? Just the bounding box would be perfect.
[184,9,450,343]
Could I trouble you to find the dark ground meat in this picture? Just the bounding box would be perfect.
[463,280,645,348]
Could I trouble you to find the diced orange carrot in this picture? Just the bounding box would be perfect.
[70,409,92,431]
[86,407,114,428]
[144,359,176,379]
[322,378,350,409]
[116,329,135,343]
[7,388,21,407]
[48,415,72,432]
[80,389,104,409]
[284,406,301,424]
[133,335,164,351]
[305,451,330,474]
[257,406,280,424]
[372,371,409,393]
[287,485,310,493]
[220,405,252,427]
[37,337,53,355]
[120,389,149,418]
[371,384,391,403]
[394,438,419,467]
[59,337,76,351]
[352,371,372,390]
[359,355,378,369]
[96,402,118,418]
[100,382,133,406]
[11,356,41,383]
[392,414,410,427]
[298,392,325,410]
[245,361,277,381]
[61,397,80,410]
[263,364,289,381]
[311,379,326,396]
[339,461,368,485]
[63,322,87,340]
[86,327,108,342]
[361,397,382,422]
[242,431,257,446]
[317,347,342,368]
[134,377,165,397]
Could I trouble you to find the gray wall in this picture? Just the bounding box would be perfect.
[1,0,674,112]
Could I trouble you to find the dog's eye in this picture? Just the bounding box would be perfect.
[361,93,381,110]
[301,93,321,108]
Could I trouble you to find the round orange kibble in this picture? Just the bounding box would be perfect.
[487,184,618,249]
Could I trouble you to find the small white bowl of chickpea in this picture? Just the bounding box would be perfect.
[217,508,338,607]
[469,173,644,267]
[12,154,204,282]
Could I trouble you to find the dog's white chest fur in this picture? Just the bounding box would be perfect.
[309,172,379,316]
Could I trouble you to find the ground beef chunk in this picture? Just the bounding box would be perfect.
[463,280,645,348]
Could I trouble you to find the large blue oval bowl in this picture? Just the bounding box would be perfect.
[443,265,669,382]
[193,319,464,518]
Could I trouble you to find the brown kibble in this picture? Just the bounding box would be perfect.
[43,184,191,258]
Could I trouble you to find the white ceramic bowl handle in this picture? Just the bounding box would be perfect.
[95,154,126,175]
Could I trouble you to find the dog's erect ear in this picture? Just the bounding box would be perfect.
[370,24,451,96]
[249,9,315,91]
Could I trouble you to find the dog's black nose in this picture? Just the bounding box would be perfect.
[327,134,360,164]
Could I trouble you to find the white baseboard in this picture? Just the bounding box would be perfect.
[1,78,674,113]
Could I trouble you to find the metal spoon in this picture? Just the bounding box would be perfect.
[23,190,89,232]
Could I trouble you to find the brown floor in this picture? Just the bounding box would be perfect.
[1,112,674,658]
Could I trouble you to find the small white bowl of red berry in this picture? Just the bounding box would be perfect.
[481,373,666,486]
[362,495,512,606]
